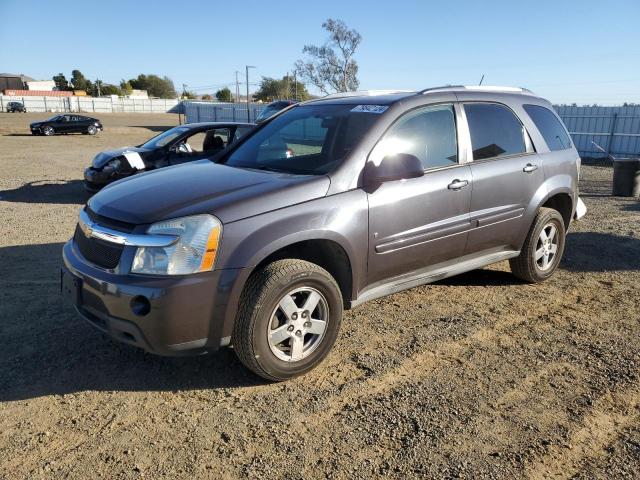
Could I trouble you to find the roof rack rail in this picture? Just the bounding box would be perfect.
[319,89,414,100]
[418,85,534,95]
[417,85,464,94]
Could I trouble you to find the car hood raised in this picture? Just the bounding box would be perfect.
[91,146,151,168]
[87,160,331,225]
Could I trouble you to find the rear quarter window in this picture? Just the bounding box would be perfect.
[523,104,572,151]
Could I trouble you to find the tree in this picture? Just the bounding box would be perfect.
[253,76,310,102]
[52,73,70,91]
[70,69,93,93]
[127,74,177,98]
[99,84,122,96]
[120,80,133,96]
[201,94,212,100]
[215,87,233,102]
[182,90,196,99]
[295,18,361,94]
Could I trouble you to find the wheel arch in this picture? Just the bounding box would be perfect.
[245,233,355,309]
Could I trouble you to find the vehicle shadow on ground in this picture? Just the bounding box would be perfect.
[562,231,640,272]
[128,125,173,132]
[0,180,88,204]
[0,243,264,403]
[435,269,524,286]
[3,133,39,137]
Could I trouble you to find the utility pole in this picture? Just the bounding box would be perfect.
[293,71,298,101]
[245,65,255,122]
[286,72,289,99]
[96,79,101,97]
[182,83,187,99]
[235,71,240,103]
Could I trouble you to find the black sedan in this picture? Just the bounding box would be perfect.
[7,101,26,113]
[30,114,103,136]
[84,122,254,193]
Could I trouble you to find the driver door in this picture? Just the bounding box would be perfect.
[366,103,473,286]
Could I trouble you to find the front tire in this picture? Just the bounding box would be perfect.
[43,126,55,136]
[87,125,97,135]
[510,207,566,283]
[232,259,343,381]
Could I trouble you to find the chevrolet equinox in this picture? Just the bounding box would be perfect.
[62,86,585,381]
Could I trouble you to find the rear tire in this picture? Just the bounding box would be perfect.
[510,207,565,283]
[232,259,343,381]
[43,126,54,136]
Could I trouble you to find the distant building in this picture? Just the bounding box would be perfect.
[128,89,149,99]
[26,80,56,91]
[0,73,34,91]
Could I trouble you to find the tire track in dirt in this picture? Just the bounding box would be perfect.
[295,288,584,435]
[525,381,640,480]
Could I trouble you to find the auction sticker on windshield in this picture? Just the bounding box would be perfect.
[351,105,388,114]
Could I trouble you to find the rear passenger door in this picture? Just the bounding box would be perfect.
[462,102,543,254]
[366,103,473,285]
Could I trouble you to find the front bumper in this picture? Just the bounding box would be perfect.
[83,167,110,193]
[62,239,247,356]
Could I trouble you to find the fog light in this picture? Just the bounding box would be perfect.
[130,295,151,316]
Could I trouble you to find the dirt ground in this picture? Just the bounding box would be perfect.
[0,112,639,479]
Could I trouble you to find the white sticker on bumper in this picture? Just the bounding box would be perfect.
[123,151,145,170]
[574,197,587,220]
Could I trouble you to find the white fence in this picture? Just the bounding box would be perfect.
[555,105,640,158]
[184,101,265,123]
[0,95,181,113]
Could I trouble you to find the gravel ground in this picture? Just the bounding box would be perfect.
[0,112,639,479]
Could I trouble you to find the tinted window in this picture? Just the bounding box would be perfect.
[523,104,571,151]
[222,105,379,175]
[465,103,526,160]
[370,104,458,170]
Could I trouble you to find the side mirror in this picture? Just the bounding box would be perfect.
[364,153,424,188]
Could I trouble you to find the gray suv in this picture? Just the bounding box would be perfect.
[62,86,585,381]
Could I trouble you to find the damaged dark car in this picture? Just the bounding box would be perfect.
[83,122,254,193]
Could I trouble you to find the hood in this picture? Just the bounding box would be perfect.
[91,146,150,168]
[87,160,331,225]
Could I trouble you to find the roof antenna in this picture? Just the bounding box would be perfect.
[478,74,485,86]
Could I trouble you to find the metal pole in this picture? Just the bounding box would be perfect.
[286,72,289,99]
[235,71,240,103]
[607,113,619,157]
[294,71,297,101]
[246,65,255,122]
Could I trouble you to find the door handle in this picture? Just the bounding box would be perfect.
[448,179,469,190]
[523,163,538,173]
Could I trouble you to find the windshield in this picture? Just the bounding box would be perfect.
[48,115,62,121]
[141,126,190,149]
[222,104,380,175]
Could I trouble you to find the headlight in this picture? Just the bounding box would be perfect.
[131,214,222,275]
[103,158,122,172]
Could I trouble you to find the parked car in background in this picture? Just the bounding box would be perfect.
[62,86,585,381]
[83,122,254,193]
[255,100,297,123]
[7,101,26,113]
[30,114,103,136]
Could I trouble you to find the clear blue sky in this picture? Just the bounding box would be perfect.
[1,0,638,104]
